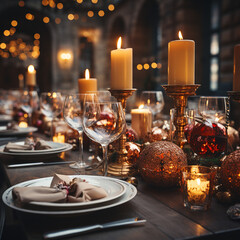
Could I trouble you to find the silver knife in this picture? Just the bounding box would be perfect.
[43,217,146,239]
[8,161,75,168]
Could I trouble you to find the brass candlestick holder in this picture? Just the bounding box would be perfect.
[162,84,200,148]
[227,91,240,103]
[108,88,137,176]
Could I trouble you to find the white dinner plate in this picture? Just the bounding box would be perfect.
[1,141,68,153]
[2,175,137,215]
[0,126,38,136]
[29,175,126,208]
[0,115,12,123]
[0,141,73,157]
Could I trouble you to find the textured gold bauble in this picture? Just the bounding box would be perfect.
[138,141,187,187]
[221,150,240,197]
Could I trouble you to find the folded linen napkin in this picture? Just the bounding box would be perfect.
[12,174,108,204]
[4,142,33,152]
[35,139,52,150]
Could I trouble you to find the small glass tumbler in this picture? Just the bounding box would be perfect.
[181,165,215,211]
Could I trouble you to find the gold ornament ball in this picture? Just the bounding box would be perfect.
[221,150,240,197]
[138,141,187,187]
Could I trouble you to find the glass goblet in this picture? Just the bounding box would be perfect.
[140,91,164,124]
[40,92,63,139]
[63,94,86,169]
[20,90,39,126]
[188,96,228,165]
[83,101,126,176]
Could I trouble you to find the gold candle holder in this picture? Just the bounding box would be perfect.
[162,84,200,148]
[108,88,137,176]
[227,91,240,103]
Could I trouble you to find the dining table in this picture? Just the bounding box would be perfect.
[1,134,240,240]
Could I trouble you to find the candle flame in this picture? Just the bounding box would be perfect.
[178,31,183,40]
[196,178,201,185]
[28,65,35,73]
[117,37,122,49]
[85,69,90,79]
[19,121,28,128]
[139,104,144,109]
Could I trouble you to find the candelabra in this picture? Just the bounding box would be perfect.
[108,89,136,176]
[162,84,200,148]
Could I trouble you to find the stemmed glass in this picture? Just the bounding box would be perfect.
[188,96,228,164]
[20,90,39,126]
[40,92,63,139]
[63,94,86,169]
[83,100,126,176]
[140,91,164,122]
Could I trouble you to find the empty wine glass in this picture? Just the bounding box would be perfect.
[83,100,126,176]
[20,90,39,126]
[140,91,164,123]
[63,94,86,169]
[40,92,63,139]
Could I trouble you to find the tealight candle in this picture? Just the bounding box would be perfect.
[111,37,133,89]
[78,69,97,93]
[131,105,152,139]
[182,165,214,211]
[53,133,65,143]
[168,31,195,85]
[187,178,210,203]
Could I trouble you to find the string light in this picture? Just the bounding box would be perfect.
[43,16,50,23]
[108,4,115,11]
[98,10,104,17]
[18,1,24,7]
[11,20,18,27]
[68,14,74,21]
[87,11,94,17]
[137,64,143,70]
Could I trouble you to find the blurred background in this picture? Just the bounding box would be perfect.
[0,0,237,95]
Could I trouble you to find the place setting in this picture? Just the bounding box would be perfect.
[2,174,137,216]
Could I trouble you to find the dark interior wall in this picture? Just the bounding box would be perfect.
[0,6,52,91]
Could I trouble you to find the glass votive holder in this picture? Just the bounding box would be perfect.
[181,165,215,211]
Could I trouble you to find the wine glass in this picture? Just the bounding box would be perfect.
[40,92,63,139]
[63,94,86,169]
[20,90,39,126]
[188,96,228,165]
[140,91,164,123]
[83,100,126,176]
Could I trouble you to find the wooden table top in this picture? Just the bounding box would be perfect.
[1,142,240,240]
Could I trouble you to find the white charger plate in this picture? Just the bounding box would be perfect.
[0,126,37,136]
[2,175,137,215]
[0,141,73,157]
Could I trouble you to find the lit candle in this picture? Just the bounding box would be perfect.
[111,37,133,89]
[233,44,240,91]
[168,31,195,85]
[53,133,65,143]
[26,65,36,86]
[187,178,210,203]
[78,69,97,93]
[131,105,152,139]
[18,74,24,90]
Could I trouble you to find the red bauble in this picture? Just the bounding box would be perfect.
[126,127,138,142]
[189,121,227,158]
